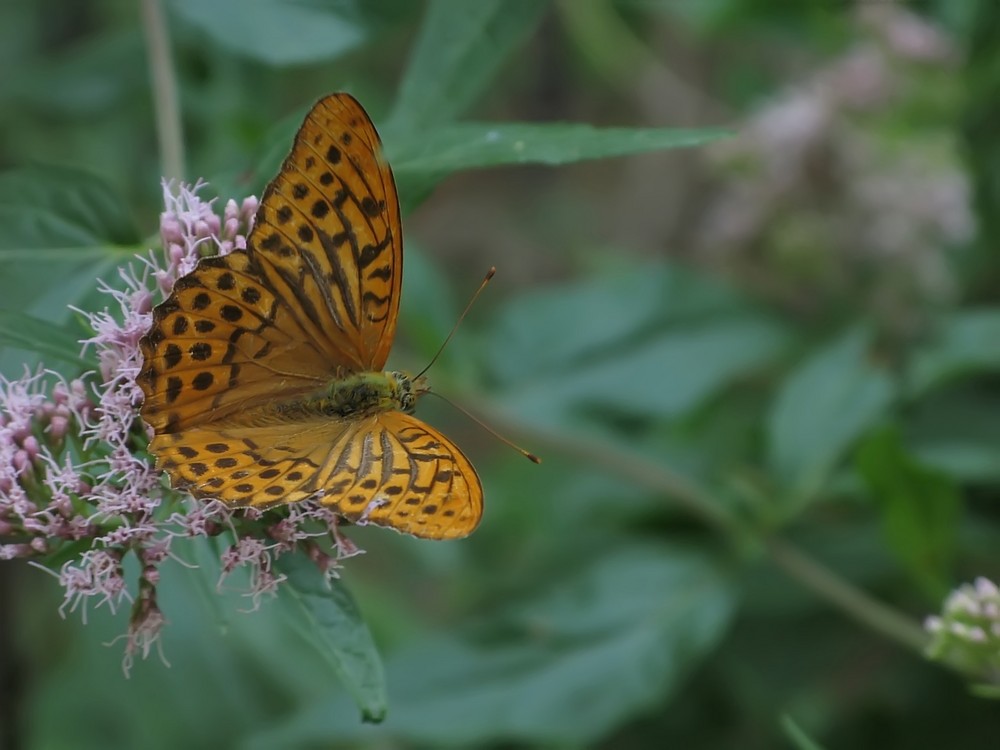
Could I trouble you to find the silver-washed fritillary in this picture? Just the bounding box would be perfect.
[137,93,483,540]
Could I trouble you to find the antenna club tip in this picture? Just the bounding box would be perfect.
[526,453,541,464]
[485,267,496,280]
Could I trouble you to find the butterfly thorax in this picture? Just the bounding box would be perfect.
[267,370,428,422]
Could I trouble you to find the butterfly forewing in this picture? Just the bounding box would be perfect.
[139,252,329,432]
[248,94,402,372]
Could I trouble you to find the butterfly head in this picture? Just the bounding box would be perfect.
[388,370,430,414]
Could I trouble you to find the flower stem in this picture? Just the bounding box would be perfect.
[764,536,930,652]
[473,397,929,654]
[140,0,185,180]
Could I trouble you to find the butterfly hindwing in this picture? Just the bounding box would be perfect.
[152,411,483,540]
[150,420,341,506]
[319,412,483,540]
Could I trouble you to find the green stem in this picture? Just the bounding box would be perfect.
[557,0,722,117]
[472,397,929,655]
[140,0,185,181]
[557,0,648,91]
[764,537,930,652]
[472,397,740,535]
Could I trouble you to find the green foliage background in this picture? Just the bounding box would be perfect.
[2,0,999,748]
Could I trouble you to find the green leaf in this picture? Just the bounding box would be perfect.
[0,166,136,375]
[0,206,100,250]
[0,248,121,315]
[9,29,145,116]
[0,311,92,369]
[907,309,1000,396]
[781,715,828,750]
[856,426,959,596]
[390,121,730,173]
[389,0,549,130]
[0,249,124,375]
[487,261,758,382]
[274,554,387,723]
[0,165,139,247]
[484,263,789,428]
[252,95,727,218]
[502,315,789,424]
[389,120,728,220]
[169,0,367,66]
[905,387,1000,482]
[27,541,390,750]
[969,684,1000,700]
[768,326,894,501]
[250,545,735,747]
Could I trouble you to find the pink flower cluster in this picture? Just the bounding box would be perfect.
[0,182,361,672]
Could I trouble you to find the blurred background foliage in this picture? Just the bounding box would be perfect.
[2,0,1000,748]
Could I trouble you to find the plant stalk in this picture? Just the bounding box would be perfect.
[472,397,929,655]
[140,0,185,181]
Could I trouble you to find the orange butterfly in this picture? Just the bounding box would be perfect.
[138,93,483,540]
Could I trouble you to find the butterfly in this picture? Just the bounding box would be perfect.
[137,93,483,540]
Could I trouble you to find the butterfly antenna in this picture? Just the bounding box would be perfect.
[415,267,496,380]
[427,391,541,464]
